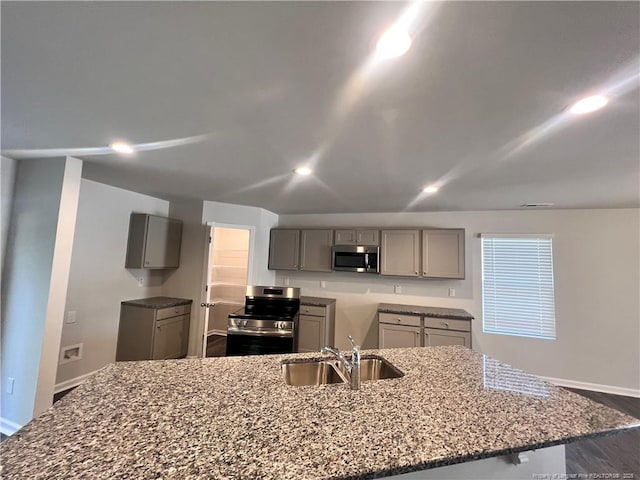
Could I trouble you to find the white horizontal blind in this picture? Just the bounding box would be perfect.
[481,234,556,339]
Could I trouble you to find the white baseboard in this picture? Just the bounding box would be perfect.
[207,329,227,336]
[540,375,640,398]
[1,417,23,436]
[54,368,102,394]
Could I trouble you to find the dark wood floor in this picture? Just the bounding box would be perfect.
[564,387,639,477]
[206,334,227,357]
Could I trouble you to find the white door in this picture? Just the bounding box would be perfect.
[200,224,254,357]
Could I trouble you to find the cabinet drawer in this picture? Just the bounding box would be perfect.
[156,304,191,320]
[378,312,421,327]
[423,317,470,332]
[300,305,326,317]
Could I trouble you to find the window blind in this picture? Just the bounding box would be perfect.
[481,234,556,340]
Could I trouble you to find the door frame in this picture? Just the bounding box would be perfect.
[199,222,255,357]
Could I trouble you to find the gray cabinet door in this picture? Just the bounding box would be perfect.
[125,214,182,268]
[424,328,471,347]
[144,216,183,268]
[298,314,324,352]
[334,229,357,245]
[300,229,333,272]
[378,323,421,348]
[268,229,300,270]
[152,315,189,359]
[422,229,465,279]
[380,230,420,276]
[356,230,379,245]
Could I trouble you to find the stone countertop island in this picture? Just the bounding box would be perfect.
[2,347,638,479]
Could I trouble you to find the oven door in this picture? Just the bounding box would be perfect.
[226,326,295,356]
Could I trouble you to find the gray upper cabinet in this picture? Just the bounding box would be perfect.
[268,229,300,270]
[422,229,465,279]
[125,214,183,269]
[380,230,420,276]
[300,230,333,272]
[334,229,379,246]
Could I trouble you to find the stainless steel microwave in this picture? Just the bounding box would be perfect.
[332,245,379,273]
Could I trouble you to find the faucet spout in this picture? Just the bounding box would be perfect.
[321,336,361,390]
[320,346,352,374]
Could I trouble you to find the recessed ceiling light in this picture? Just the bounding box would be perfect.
[293,166,312,176]
[569,95,609,115]
[110,142,135,154]
[422,185,438,194]
[375,27,412,60]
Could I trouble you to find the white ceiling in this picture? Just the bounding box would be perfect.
[2,1,639,214]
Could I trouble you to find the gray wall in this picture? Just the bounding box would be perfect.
[56,179,170,387]
[1,156,17,271]
[276,209,640,394]
[163,198,206,355]
[1,157,82,431]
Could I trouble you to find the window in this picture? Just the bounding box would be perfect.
[481,234,556,339]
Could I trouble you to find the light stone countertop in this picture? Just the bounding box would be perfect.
[2,347,637,479]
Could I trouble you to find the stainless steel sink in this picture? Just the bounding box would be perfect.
[282,360,346,386]
[282,355,403,386]
[335,356,404,381]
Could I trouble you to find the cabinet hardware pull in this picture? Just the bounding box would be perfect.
[444,322,449,328]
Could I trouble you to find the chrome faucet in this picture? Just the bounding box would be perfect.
[321,335,361,390]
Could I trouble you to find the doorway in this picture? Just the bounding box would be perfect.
[202,225,253,357]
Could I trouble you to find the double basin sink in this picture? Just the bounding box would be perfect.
[282,355,404,387]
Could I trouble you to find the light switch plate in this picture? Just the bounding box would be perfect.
[320,280,326,288]
[66,311,77,324]
[394,285,402,294]
[6,377,14,395]
[448,288,456,297]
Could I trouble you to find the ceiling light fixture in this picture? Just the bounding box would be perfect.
[110,142,135,154]
[569,95,609,115]
[422,185,438,194]
[293,166,312,176]
[375,27,412,60]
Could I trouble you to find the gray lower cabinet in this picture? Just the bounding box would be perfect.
[300,230,333,272]
[378,311,472,349]
[380,230,420,276]
[378,313,421,348]
[422,229,465,279]
[297,303,336,352]
[116,303,190,361]
[268,229,300,270]
[125,214,183,269]
[423,316,471,347]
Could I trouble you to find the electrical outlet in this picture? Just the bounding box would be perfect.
[6,377,15,395]
[284,277,290,286]
[448,288,456,297]
[66,310,77,324]
[394,285,402,294]
[137,277,144,287]
[320,280,326,288]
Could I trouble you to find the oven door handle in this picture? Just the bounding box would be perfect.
[227,327,294,338]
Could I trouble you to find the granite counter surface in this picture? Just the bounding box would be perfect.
[378,302,474,320]
[2,347,637,480]
[301,296,337,306]
[121,296,193,309]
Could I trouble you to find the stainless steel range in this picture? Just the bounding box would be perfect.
[226,286,301,356]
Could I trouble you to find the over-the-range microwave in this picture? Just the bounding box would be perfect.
[332,245,379,273]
